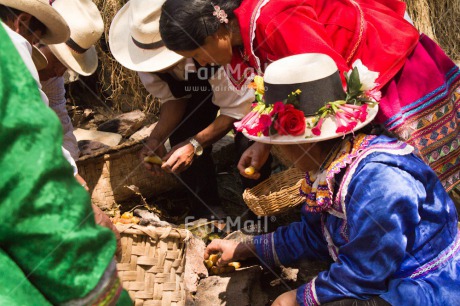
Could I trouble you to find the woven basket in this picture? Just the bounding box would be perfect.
[77,140,180,213]
[116,224,190,306]
[243,167,305,216]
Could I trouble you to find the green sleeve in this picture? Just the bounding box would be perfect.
[0,24,126,305]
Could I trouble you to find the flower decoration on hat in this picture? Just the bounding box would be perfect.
[234,60,381,139]
[212,3,228,24]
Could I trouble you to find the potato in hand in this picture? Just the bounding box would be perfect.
[144,154,163,165]
[244,166,255,175]
[204,253,241,275]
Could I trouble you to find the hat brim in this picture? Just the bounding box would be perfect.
[0,0,70,44]
[109,1,184,72]
[48,43,97,76]
[31,45,47,71]
[243,105,379,144]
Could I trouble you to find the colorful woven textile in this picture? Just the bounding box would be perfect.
[378,35,460,191]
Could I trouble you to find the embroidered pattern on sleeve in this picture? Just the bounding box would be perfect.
[303,277,320,306]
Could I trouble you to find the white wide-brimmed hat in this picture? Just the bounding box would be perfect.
[47,0,103,76]
[109,0,184,72]
[0,0,69,44]
[31,45,47,70]
[239,53,380,144]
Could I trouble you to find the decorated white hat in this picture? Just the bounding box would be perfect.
[109,0,184,72]
[235,53,381,144]
[0,0,70,44]
[47,0,103,76]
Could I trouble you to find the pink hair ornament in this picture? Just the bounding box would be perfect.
[212,3,228,24]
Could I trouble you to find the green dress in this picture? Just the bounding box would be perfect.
[0,25,131,305]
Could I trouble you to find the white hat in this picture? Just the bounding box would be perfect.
[0,0,70,44]
[239,54,379,144]
[109,0,184,72]
[31,45,47,71]
[47,0,103,76]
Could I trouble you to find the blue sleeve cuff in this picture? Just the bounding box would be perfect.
[296,277,320,306]
[253,233,278,268]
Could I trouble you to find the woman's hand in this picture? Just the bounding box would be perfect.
[272,290,300,306]
[204,239,256,266]
[237,142,271,180]
[161,140,195,174]
[140,137,167,176]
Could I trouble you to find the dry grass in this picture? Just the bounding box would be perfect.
[92,0,159,114]
[406,0,460,60]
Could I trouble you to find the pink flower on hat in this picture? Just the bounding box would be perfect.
[312,117,325,136]
[335,111,358,134]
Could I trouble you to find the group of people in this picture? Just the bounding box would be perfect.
[1,0,460,305]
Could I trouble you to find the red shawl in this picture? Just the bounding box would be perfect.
[229,0,419,89]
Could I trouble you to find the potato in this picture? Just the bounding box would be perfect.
[244,166,255,175]
[209,254,220,265]
[121,212,133,219]
[227,262,241,269]
[209,266,236,275]
[131,216,140,224]
[204,259,214,269]
[144,155,163,165]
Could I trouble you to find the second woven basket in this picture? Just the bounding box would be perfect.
[243,167,306,216]
[116,224,190,306]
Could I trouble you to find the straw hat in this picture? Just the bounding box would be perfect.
[242,54,379,145]
[31,45,47,71]
[0,0,69,44]
[109,0,184,72]
[47,0,103,76]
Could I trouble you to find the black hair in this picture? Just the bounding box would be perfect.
[28,14,46,34]
[0,5,21,23]
[0,5,46,35]
[160,0,242,51]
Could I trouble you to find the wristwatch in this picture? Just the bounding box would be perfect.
[189,137,203,156]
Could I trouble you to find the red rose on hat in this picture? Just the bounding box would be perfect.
[274,105,306,136]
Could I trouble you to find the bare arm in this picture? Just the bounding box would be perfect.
[194,114,236,148]
[140,98,187,175]
[149,98,188,144]
[162,114,236,173]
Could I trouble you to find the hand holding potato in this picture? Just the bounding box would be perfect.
[204,239,256,267]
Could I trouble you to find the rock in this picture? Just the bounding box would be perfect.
[270,266,299,286]
[184,237,208,295]
[193,266,267,306]
[74,128,122,147]
[134,208,173,227]
[129,122,157,142]
[290,259,329,283]
[97,110,146,138]
[78,140,110,156]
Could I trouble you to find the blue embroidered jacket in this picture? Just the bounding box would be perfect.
[254,135,460,305]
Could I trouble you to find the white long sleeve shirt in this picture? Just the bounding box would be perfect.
[41,77,80,161]
[138,58,253,120]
